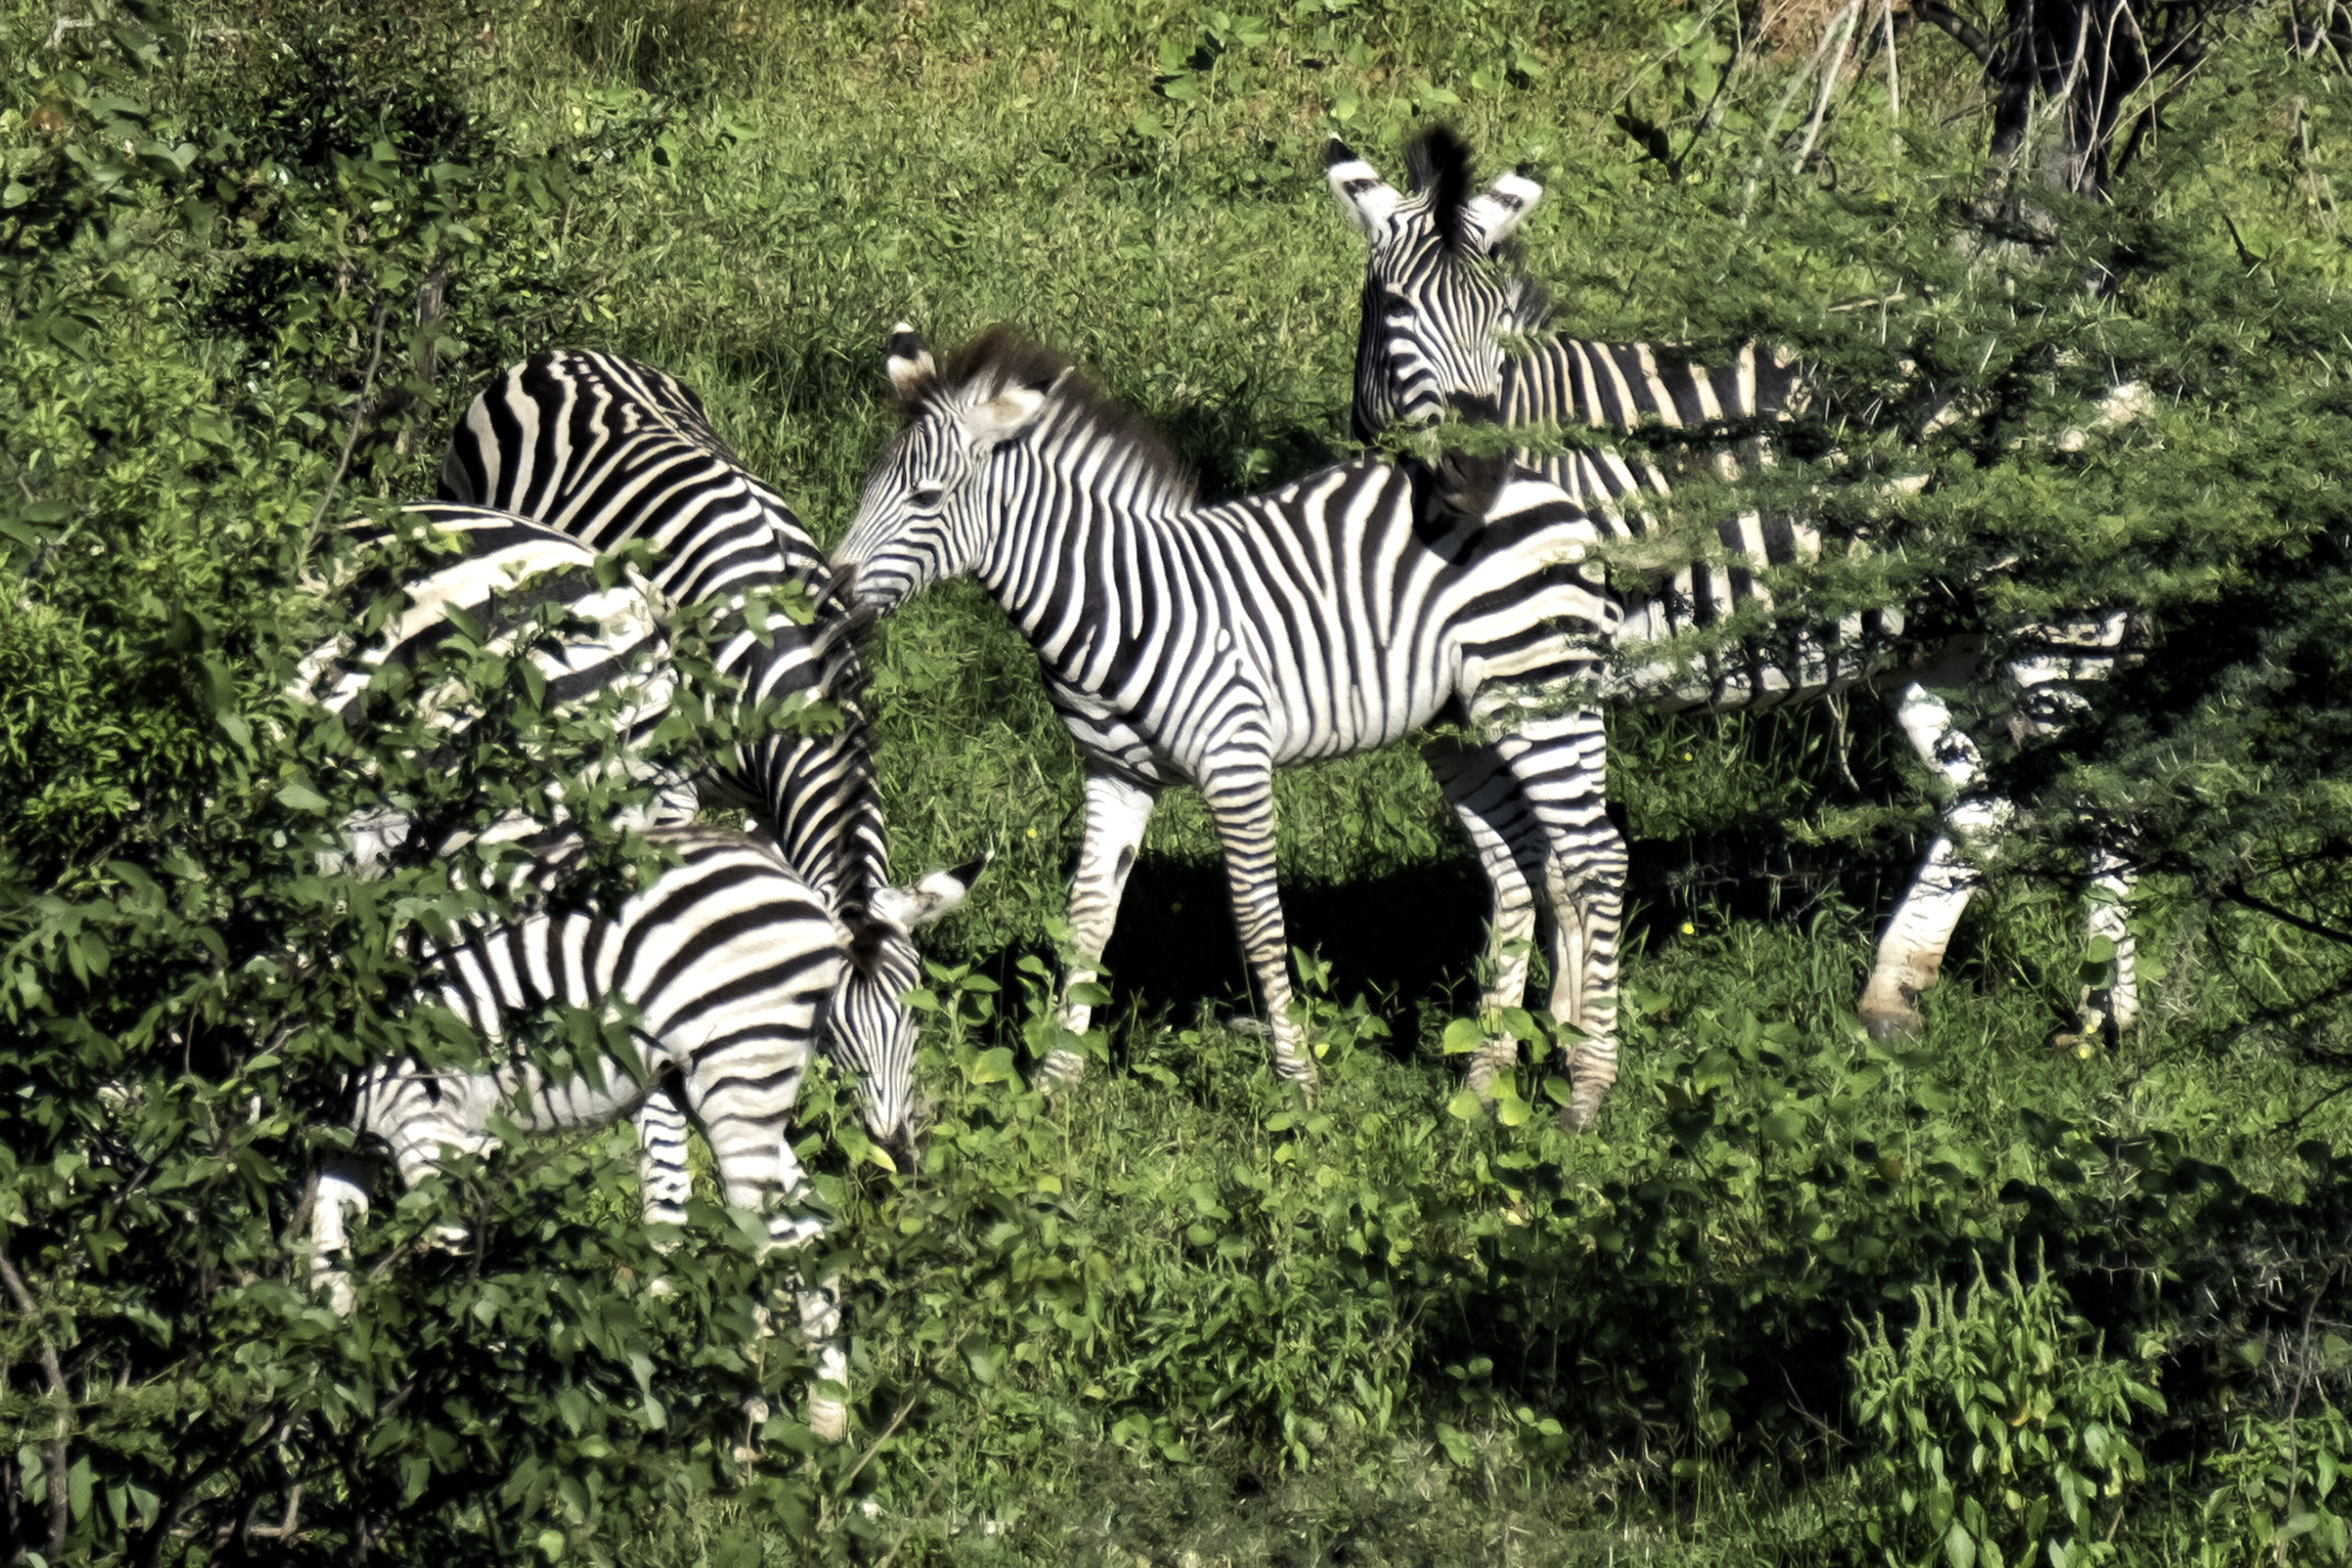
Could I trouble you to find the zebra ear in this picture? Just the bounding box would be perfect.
[885,322,936,399]
[1325,136,1401,233]
[966,379,1052,446]
[1459,169,1541,252]
[871,851,990,929]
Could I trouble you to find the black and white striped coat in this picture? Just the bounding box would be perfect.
[292,502,694,873]
[307,826,857,1443]
[438,353,973,1150]
[1325,127,2139,1048]
[833,326,1626,1129]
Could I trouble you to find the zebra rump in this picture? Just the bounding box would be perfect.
[291,502,693,873]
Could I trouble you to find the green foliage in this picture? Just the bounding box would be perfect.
[1849,1252,2164,1568]
[2198,1406,2352,1565]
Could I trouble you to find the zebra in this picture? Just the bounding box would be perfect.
[291,505,961,1267]
[307,825,865,1444]
[439,351,984,1154]
[832,324,1627,1127]
[1323,127,2141,1049]
[294,504,763,1265]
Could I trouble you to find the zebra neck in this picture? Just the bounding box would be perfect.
[971,425,1189,655]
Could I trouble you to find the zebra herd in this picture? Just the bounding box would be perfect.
[295,126,2137,1441]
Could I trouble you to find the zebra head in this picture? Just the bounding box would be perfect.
[835,852,989,1160]
[834,323,1070,611]
[1325,127,1544,441]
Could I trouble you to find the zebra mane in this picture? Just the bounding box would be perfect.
[907,325,1199,505]
[1402,127,1553,339]
[1404,125,1476,254]
[795,571,899,975]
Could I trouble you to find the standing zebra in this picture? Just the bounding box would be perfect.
[309,826,863,1443]
[833,325,1626,1125]
[440,352,981,1153]
[1323,128,2140,1049]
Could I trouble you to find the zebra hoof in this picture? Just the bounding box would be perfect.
[1223,1015,1273,1039]
[1555,1101,1598,1135]
[1462,1045,1517,1107]
[317,1270,358,1318]
[1857,1003,1925,1042]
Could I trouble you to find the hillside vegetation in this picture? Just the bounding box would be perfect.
[5,0,2352,1562]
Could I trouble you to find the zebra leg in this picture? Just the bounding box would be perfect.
[1200,751,1319,1094]
[308,1157,373,1317]
[1490,712,1623,1132]
[682,1048,848,1441]
[1425,737,1547,1101]
[1047,768,1158,1088]
[1858,681,2006,1039]
[2068,847,2138,1045]
[635,1087,692,1235]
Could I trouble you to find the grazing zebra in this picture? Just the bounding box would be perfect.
[440,351,982,1151]
[833,324,1625,1126]
[309,826,862,1442]
[294,503,739,1256]
[1324,128,2141,1047]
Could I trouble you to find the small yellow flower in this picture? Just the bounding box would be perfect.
[1682,752,1692,762]
[1026,827,1038,838]
[1680,921,1695,935]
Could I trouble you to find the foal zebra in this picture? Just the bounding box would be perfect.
[834,325,1625,1126]
[309,826,860,1443]
[440,352,977,1151]
[1325,127,2140,1047]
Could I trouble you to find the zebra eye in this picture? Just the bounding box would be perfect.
[910,486,945,510]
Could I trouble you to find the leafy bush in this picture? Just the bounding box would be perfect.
[7,0,2352,1562]
[1849,1252,2164,1568]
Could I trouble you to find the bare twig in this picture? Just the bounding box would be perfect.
[2220,881,2352,949]
[1791,0,1867,171]
[303,301,391,547]
[1883,0,1902,129]
[1741,1,1866,219]
[0,1240,72,1561]
[835,1389,920,1493]
[47,13,95,47]
[2276,1075,2352,1134]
